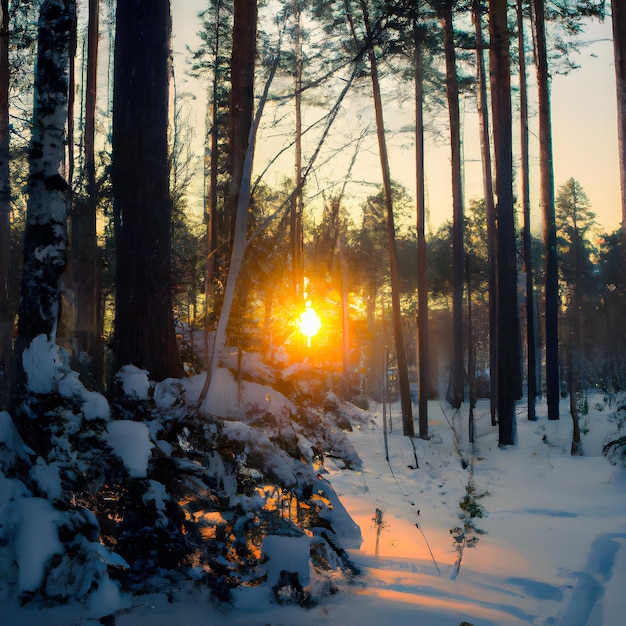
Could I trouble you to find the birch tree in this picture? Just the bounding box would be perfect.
[13,0,74,399]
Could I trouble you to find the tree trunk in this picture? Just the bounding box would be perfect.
[361,0,414,437]
[72,0,101,384]
[228,0,257,244]
[612,0,626,234]
[518,0,537,420]
[532,0,559,420]
[203,0,225,371]
[442,2,465,410]
[490,0,521,445]
[414,21,429,439]
[291,0,304,297]
[473,0,497,425]
[13,0,74,400]
[197,52,279,407]
[112,0,182,382]
[0,0,11,389]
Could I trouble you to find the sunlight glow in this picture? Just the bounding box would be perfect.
[298,301,321,346]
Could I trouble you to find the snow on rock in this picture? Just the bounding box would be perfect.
[115,364,150,401]
[189,367,296,423]
[15,497,62,593]
[220,349,276,384]
[153,378,184,409]
[261,535,311,589]
[106,420,154,478]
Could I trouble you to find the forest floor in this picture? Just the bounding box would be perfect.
[5,389,625,625]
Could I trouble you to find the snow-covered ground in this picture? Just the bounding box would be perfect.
[4,387,625,625]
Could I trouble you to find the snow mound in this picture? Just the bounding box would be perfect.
[15,498,62,593]
[106,420,154,478]
[115,364,150,400]
[21,334,110,420]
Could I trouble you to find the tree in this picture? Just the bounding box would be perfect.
[612,0,626,234]
[414,19,430,439]
[12,0,75,400]
[0,0,10,387]
[532,0,560,420]
[228,0,257,244]
[518,0,537,421]
[472,0,497,425]
[438,0,465,410]
[555,177,596,454]
[490,0,521,445]
[112,0,182,382]
[358,0,414,437]
[71,0,101,383]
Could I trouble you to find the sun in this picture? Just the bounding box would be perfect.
[298,301,321,346]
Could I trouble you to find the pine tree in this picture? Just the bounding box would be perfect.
[112,0,182,382]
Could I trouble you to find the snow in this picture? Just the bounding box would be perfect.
[21,334,110,420]
[115,364,150,400]
[15,498,62,593]
[2,373,625,624]
[105,420,154,478]
[262,534,312,588]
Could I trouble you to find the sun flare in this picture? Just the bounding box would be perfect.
[298,301,321,345]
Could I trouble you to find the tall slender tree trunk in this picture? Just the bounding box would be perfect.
[0,0,11,389]
[361,0,414,437]
[532,0,560,420]
[112,0,182,382]
[72,0,101,384]
[228,0,257,244]
[518,0,537,420]
[442,2,465,410]
[414,20,429,439]
[291,0,304,298]
[473,0,497,425]
[13,0,74,402]
[612,0,626,234]
[490,0,521,445]
[198,53,279,407]
[204,0,224,369]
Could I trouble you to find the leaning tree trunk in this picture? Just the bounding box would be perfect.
[112,0,182,382]
[361,0,414,437]
[72,0,101,384]
[473,0,497,425]
[612,0,626,234]
[0,0,10,389]
[532,0,559,420]
[518,0,537,421]
[490,0,521,445]
[414,20,430,439]
[441,2,465,410]
[13,0,74,401]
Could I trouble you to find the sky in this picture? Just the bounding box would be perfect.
[170,0,622,234]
